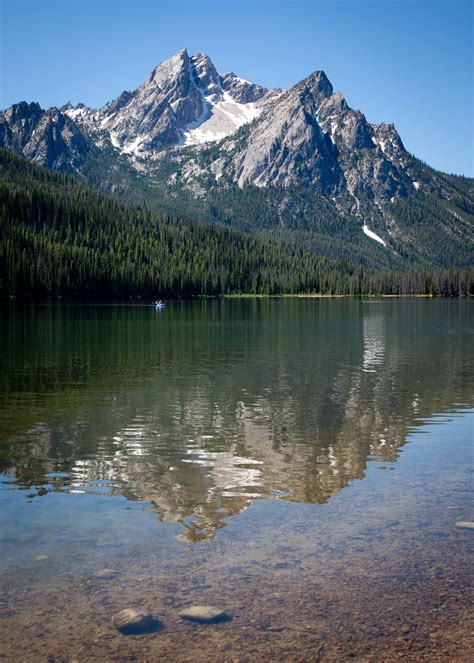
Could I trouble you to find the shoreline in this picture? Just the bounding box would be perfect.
[3,293,473,305]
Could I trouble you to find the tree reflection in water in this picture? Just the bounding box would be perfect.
[1,299,472,542]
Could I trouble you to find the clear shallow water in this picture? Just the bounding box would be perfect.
[0,299,473,661]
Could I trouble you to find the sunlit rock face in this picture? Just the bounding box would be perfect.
[64,49,278,154]
[1,49,472,262]
[0,49,278,164]
[0,48,421,193]
[2,302,469,543]
[0,102,90,171]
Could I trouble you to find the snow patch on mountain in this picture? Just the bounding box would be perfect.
[122,136,146,155]
[363,224,386,246]
[65,106,89,120]
[180,58,265,146]
[109,132,120,149]
[182,91,261,145]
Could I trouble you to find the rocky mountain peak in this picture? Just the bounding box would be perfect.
[191,53,221,100]
[147,47,190,87]
[5,101,42,123]
[220,72,274,104]
[1,49,471,268]
[299,70,334,101]
[0,51,436,206]
[81,49,277,152]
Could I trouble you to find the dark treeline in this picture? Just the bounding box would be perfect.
[353,268,472,297]
[0,149,472,299]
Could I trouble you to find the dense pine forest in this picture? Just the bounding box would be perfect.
[0,149,472,299]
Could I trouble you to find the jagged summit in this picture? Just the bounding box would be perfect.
[296,70,334,98]
[55,49,279,154]
[0,48,472,268]
[147,47,190,86]
[0,48,427,196]
[0,48,416,188]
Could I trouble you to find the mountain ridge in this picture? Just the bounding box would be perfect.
[0,49,472,270]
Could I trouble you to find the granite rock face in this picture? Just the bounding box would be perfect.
[203,68,418,207]
[0,49,277,163]
[0,49,421,200]
[0,48,472,259]
[66,48,278,154]
[0,103,90,171]
[224,72,344,191]
[0,49,417,200]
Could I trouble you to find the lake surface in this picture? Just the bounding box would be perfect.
[0,299,473,661]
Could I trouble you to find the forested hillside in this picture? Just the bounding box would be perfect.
[0,149,472,299]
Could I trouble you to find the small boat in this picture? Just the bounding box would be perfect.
[154,300,165,309]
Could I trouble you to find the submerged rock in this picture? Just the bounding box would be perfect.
[111,608,154,634]
[93,568,118,579]
[455,521,474,530]
[179,605,228,623]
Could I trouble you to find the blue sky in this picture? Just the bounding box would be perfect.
[1,0,472,175]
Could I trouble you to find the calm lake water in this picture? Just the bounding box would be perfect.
[0,299,473,661]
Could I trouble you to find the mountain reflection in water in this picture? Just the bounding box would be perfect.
[0,299,472,542]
